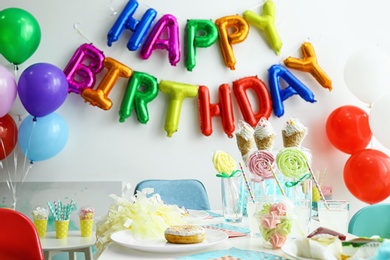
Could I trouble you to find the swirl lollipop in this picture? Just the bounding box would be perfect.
[276,147,309,179]
[212,150,238,177]
[248,150,276,181]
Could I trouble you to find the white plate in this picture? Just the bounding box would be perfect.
[185,210,209,219]
[111,229,228,253]
[281,241,312,260]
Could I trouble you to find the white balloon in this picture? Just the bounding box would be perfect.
[369,93,390,149]
[344,47,390,104]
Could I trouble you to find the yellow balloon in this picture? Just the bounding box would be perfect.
[159,80,198,137]
[243,0,282,55]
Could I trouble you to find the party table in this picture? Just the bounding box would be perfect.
[40,231,96,260]
[97,212,297,260]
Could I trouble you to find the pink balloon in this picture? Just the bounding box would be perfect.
[139,14,180,66]
[63,43,105,94]
[0,65,17,117]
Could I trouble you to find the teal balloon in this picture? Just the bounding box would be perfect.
[0,8,41,65]
[18,113,68,162]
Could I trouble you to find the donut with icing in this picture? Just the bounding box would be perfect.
[164,225,205,244]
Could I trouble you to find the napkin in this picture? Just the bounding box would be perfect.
[176,247,289,259]
[203,224,250,238]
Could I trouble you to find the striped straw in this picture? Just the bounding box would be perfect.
[306,161,329,209]
[239,162,255,203]
[268,161,286,196]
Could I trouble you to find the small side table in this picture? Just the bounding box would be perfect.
[40,231,96,260]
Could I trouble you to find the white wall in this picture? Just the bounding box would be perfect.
[1,0,390,217]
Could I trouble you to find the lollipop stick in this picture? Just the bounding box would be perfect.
[306,161,329,209]
[268,162,286,196]
[239,162,255,203]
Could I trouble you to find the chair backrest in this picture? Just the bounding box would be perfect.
[0,208,44,260]
[348,204,390,238]
[134,179,211,210]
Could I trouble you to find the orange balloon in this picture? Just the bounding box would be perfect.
[215,15,249,70]
[82,57,132,110]
[284,42,332,91]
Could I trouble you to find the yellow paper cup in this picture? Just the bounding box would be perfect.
[80,219,94,237]
[33,219,48,237]
[55,220,70,239]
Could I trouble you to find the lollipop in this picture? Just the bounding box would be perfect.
[248,150,276,182]
[212,150,237,177]
[276,147,309,179]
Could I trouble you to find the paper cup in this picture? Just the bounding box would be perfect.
[55,220,70,239]
[33,218,48,237]
[80,219,94,237]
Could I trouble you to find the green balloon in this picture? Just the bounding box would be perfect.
[0,8,41,65]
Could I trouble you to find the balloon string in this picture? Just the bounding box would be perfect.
[73,22,92,44]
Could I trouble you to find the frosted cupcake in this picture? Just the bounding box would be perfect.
[282,118,307,147]
[254,117,275,150]
[235,120,255,164]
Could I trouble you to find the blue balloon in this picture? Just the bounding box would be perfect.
[107,0,157,51]
[18,113,68,162]
[268,64,316,117]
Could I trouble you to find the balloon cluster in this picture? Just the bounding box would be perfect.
[0,8,69,163]
[325,47,390,204]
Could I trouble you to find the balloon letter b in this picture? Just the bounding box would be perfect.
[64,44,105,94]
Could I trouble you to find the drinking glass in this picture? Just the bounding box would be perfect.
[246,197,261,237]
[318,200,350,234]
[221,175,244,223]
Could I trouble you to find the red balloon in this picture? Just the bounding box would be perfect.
[233,76,272,127]
[0,114,18,160]
[198,84,235,138]
[326,105,372,154]
[344,149,390,204]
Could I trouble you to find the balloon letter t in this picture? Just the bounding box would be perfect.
[159,80,198,137]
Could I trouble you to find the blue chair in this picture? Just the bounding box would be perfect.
[348,204,390,238]
[134,179,210,210]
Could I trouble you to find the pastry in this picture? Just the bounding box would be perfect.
[254,117,275,150]
[282,118,307,147]
[164,225,205,244]
[235,120,255,164]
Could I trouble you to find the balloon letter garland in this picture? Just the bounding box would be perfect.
[215,15,249,70]
[243,0,282,55]
[82,57,133,110]
[268,64,316,117]
[185,19,218,71]
[107,0,157,51]
[140,14,181,66]
[198,84,235,138]
[64,43,105,94]
[159,80,198,137]
[119,71,158,124]
[284,42,332,91]
[232,76,272,127]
